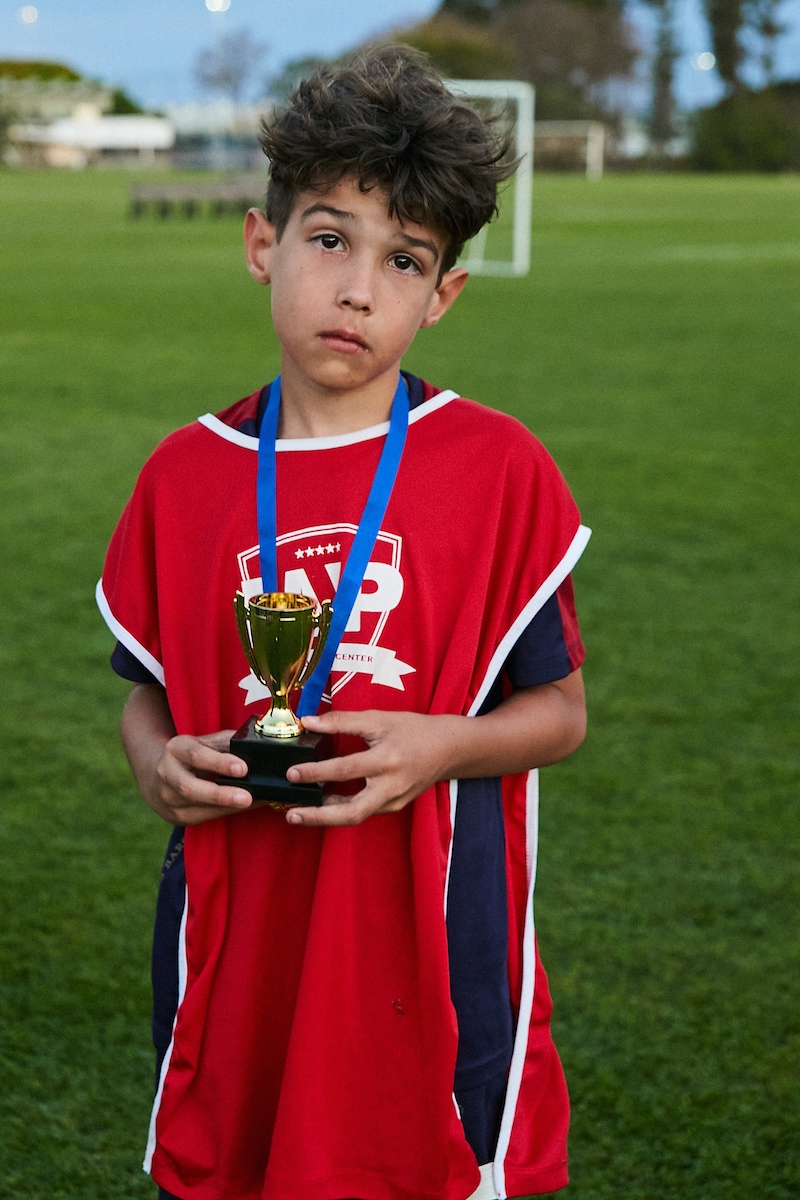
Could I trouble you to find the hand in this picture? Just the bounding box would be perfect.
[146,730,252,826]
[281,671,587,828]
[283,709,462,828]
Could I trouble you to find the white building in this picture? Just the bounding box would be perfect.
[10,113,175,168]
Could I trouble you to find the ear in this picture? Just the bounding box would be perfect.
[244,208,277,285]
[419,267,469,329]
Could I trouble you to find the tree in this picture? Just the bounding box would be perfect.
[702,0,746,91]
[195,28,267,103]
[265,57,328,102]
[744,0,784,83]
[0,102,14,165]
[392,13,515,79]
[647,0,678,151]
[492,0,638,120]
[108,87,144,114]
[438,0,495,21]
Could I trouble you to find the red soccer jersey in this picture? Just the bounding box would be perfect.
[98,386,590,1200]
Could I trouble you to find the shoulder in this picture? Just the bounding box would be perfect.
[138,391,260,482]
[417,391,565,476]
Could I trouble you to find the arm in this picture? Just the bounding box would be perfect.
[284,667,586,828]
[120,682,252,825]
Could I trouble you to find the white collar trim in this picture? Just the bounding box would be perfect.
[197,390,459,452]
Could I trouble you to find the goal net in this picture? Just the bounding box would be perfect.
[443,79,535,278]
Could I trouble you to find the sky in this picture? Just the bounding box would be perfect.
[1,0,799,112]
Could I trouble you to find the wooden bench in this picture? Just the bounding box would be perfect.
[129,176,268,218]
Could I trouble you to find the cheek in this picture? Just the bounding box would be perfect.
[388,289,436,342]
[270,268,315,332]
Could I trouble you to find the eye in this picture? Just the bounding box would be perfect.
[391,254,420,274]
[317,233,342,250]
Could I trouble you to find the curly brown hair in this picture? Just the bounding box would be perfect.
[259,45,515,273]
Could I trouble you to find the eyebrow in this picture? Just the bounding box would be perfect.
[301,203,355,222]
[300,203,441,264]
[397,232,440,263]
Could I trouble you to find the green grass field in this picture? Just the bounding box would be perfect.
[1,169,798,1199]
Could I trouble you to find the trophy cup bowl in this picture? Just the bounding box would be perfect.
[217,592,333,809]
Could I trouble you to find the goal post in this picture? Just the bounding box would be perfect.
[443,79,535,278]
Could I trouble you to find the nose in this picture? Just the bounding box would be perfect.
[336,255,374,314]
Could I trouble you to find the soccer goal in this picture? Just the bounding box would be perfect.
[444,79,535,278]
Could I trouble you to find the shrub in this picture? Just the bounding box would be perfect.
[0,59,81,82]
[692,85,800,171]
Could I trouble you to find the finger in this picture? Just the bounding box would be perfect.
[285,784,391,828]
[172,799,249,826]
[169,736,248,780]
[285,748,374,786]
[301,710,384,739]
[199,729,239,752]
[160,758,251,811]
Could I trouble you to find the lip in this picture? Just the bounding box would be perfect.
[319,329,368,355]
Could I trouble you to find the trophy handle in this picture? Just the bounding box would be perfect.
[297,600,333,689]
[234,592,264,682]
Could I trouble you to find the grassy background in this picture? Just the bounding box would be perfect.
[0,170,798,1199]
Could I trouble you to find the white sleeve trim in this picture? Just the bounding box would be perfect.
[408,389,459,425]
[95,579,166,687]
[468,523,591,717]
[197,412,259,450]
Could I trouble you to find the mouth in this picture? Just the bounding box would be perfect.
[319,329,368,356]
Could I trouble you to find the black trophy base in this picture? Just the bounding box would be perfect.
[217,716,326,809]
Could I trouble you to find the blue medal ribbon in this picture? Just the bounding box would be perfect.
[257,374,410,717]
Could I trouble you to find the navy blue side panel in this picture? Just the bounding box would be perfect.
[152,827,185,1084]
[400,371,426,411]
[447,775,514,1092]
[454,1069,510,1167]
[506,590,571,688]
[239,389,265,439]
[111,641,160,685]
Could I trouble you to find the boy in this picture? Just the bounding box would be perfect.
[98,47,590,1200]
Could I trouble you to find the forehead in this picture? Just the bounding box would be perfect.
[291,177,446,255]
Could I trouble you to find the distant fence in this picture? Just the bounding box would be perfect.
[129,176,267,218]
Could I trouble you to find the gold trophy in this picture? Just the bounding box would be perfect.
[217,592,333,808]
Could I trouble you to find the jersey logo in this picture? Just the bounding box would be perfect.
[236,523,415,705]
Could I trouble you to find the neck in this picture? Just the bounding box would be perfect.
[277,365,400,439]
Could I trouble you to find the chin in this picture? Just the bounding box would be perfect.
[309,360,376,392]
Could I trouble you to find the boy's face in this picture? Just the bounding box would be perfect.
[244,178,467,401]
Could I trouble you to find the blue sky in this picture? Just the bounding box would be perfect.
[1,0,799,111]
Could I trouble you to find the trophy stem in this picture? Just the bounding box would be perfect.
[255,695,302,739]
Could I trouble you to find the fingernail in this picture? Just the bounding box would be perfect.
[232,762,246,776]
[233,791,251,806]
[286,767,300,782]
[287,810,303,824]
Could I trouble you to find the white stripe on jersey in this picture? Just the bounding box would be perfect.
[197,389,460,453]
[143,882,188,1175]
